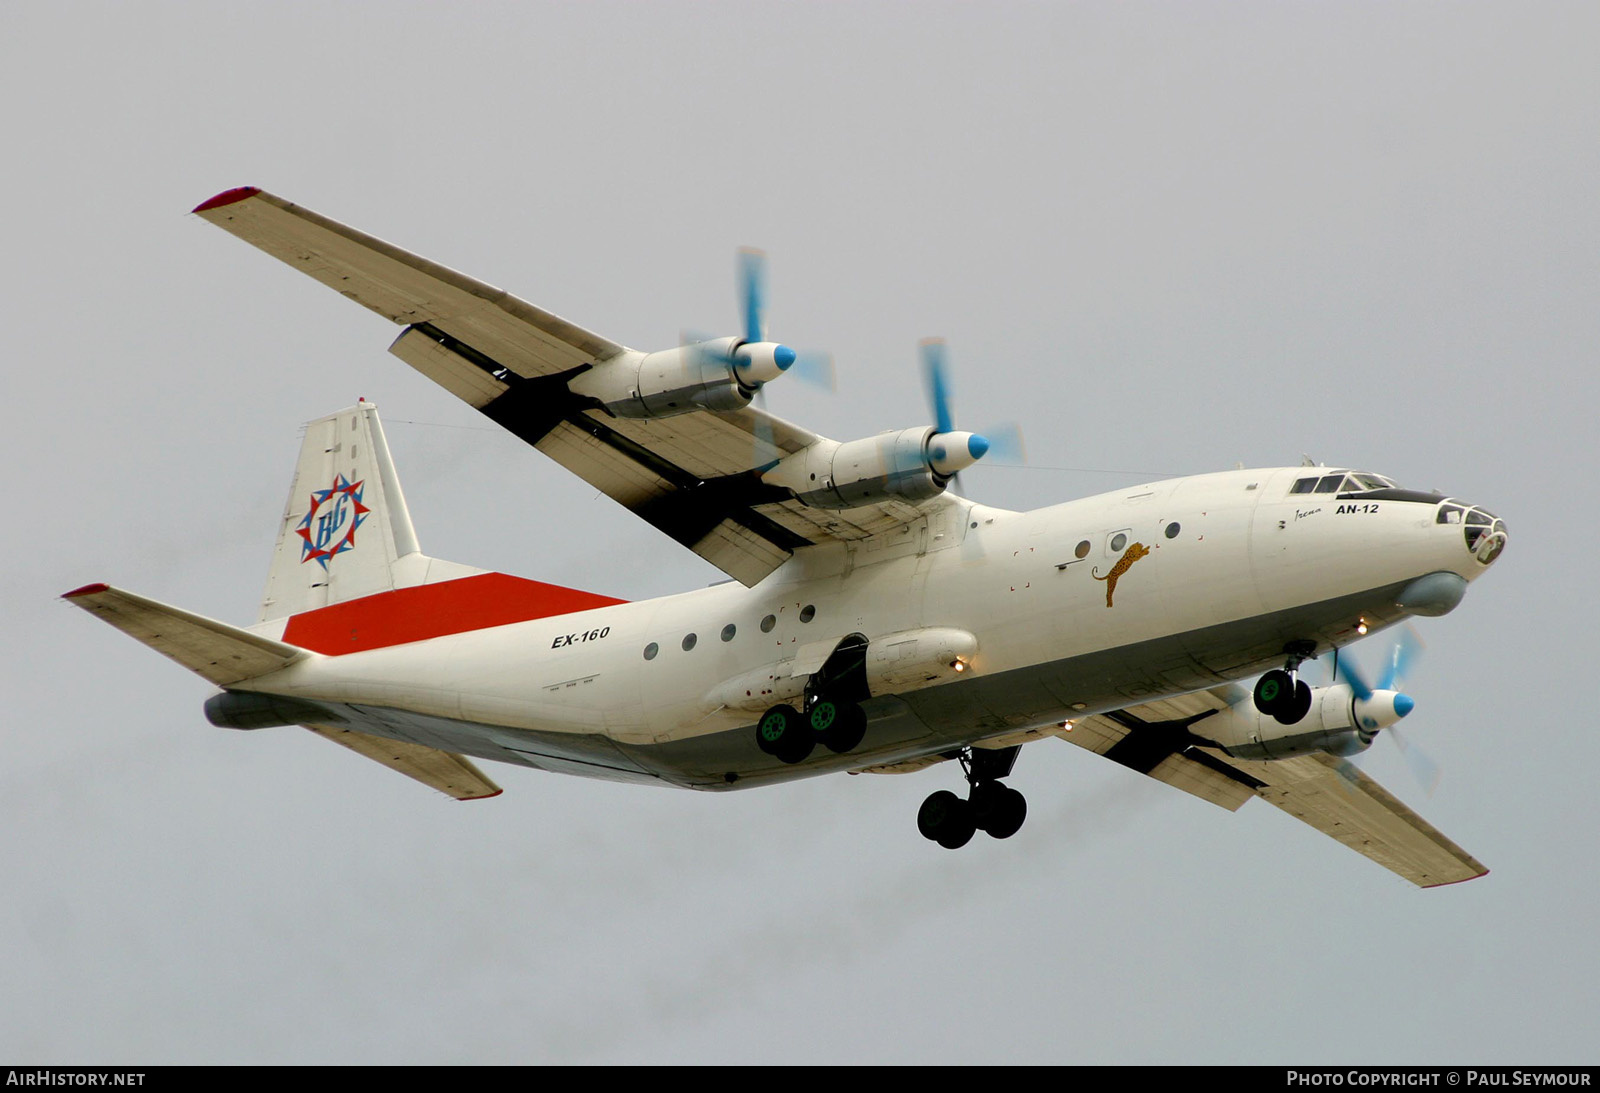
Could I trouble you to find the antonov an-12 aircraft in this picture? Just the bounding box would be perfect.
[68,187,1510,887]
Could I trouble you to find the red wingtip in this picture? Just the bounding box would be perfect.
[62,582,110,599]
[192,186,260,214]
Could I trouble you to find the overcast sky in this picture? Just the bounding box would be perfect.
[4,1,1596,1064]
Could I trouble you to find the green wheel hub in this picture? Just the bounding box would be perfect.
[810,701,837,731]
[760,712,788,742]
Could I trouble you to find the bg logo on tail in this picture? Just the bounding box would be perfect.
[297,474,369,568]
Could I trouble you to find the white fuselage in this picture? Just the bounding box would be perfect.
[237,466,1496,787]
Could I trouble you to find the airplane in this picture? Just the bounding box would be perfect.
[66,186,1510,887]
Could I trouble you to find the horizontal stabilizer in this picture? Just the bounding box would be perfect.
[304,724,502,801]
[62,584,305,686]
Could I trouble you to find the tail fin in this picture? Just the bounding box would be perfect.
[259,401,480,621]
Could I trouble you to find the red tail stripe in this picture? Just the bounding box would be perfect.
[282,572,626,655]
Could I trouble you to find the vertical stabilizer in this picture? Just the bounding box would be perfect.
[259,402,480,621]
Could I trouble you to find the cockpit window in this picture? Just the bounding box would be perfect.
[1437,504,1464,525]
[1293,471,1396,496]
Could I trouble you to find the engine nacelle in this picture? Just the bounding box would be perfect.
[615,339,751,418]
[764,427,968,511]
[572,337,796,420]
[1194,683,1408,761]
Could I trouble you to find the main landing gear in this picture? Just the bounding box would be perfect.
[916,746,1027,849]
[755,697,868,765]
[1253,640,1316,725]
[754,634,870,765]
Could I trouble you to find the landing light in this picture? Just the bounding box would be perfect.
[1356,617,1370,636]
[951,658,968,673]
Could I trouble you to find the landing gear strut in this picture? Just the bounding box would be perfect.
[917,746,1027,849]
[1253,641,1316,725]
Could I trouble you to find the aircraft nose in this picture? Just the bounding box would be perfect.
[1435,501,1507,566]
[1465,508,1508,566]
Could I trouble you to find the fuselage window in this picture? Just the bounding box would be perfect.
[643,642,659,660]
[760,614,776,633]
[721,624,737,642]
[799,604,816,623]
[1074,539,1091,559]
[1110,532,1127,552]
[1164,522,1180,539]
[682,633,697,651]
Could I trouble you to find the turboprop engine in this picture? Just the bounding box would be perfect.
[595,337,797,418]
[764,426,990,510]
[1195,683,1414,761]
[567,247,821,420]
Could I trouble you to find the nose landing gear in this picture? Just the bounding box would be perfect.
[1253,640,1316,725]
[916,745,1027,849]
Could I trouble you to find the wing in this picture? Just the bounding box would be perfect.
[1062,690,1488,888]
[195,187,945,585]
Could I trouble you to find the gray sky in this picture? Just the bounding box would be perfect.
[4,1,1596,1064]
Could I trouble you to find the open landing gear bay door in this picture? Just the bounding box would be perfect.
[1060,690,1487,889]
[194,187,956,586]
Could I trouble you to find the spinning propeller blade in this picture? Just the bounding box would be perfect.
[916,339,1026,490]
[738,247,767,344]
[921,338,957,436]
[1333,625,1439,795]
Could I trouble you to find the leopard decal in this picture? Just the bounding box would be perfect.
[1092,542,1150,608]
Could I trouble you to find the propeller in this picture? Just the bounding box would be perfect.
[681,249,837,468]
[734,248,835,392]
[1333,626,1440,794]
[918,338,1026,491]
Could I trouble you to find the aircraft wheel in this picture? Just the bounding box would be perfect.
[756,704,813,764]
[969,781,1006,830]
[814,698,867,754]
[917,790,975,849]
[981,786,1028,840]
[1253,670,1294,716]
[1272,680,1314,726]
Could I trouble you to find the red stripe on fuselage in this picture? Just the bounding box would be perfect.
[282,572,627,655]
